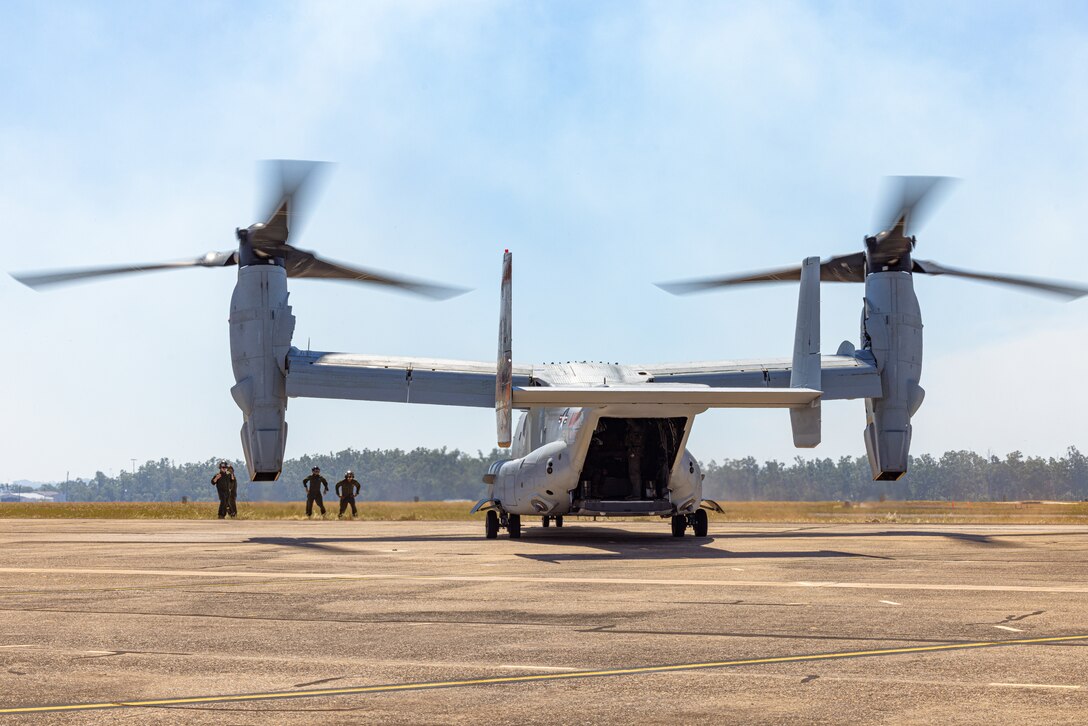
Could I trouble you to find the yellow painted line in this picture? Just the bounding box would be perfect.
[2,634,1086,714]
[3,566,1088,594]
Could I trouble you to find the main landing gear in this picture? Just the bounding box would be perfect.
[485,510,522,539]
[670,508,709,538]
[541,515,564,528]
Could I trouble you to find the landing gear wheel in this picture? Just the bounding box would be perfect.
[670,514,686,537]
[485,510,499,539]
[555,515,564,528]
[692,508,709,537]
[508,514,522,539]
[542,516,550,528]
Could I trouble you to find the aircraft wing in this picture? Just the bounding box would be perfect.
[633,353,882,400]
[286,348,534,408]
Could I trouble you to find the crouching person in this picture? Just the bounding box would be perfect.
[336,470,361,519]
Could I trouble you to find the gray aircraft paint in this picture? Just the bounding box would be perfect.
[228,264,293,481]
[284,251,823,521]
[861,270,924,480]
[14,169,1087,524]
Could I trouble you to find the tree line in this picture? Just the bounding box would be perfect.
[17,446,1088,503]
[701,448,1088,502]
[46,448,503,504]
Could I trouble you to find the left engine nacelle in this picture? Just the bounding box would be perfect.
[229,264,295,481]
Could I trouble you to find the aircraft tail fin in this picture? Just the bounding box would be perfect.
[789,256,822,447]
[495,250,513,447]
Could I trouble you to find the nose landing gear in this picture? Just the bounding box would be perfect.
[541,515,564,528]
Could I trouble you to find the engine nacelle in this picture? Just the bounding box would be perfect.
[861,271,925,481]
[229,264,295,481]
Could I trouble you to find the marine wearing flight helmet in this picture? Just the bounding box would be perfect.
[336,470,361,519]
[211,461,237,519]
[302,466,329,517]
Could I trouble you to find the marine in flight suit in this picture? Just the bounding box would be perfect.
[302,466,329,517]
[211,461,237,519]
[336,471,361,518]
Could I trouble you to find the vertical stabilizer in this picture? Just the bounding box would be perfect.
[790,256,821,447]
[496,251,513,447]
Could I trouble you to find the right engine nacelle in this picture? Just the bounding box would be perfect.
[861,271,925,481]
[229,264,295,481]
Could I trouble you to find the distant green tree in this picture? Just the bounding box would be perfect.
[45,445,1088,503]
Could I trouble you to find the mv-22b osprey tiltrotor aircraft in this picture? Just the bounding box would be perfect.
[14,165,1088,539]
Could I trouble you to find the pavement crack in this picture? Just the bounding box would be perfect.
[800,675,819,684]
[73,649,191,660]
[292,674,353,688]
[1001,610,1045,624]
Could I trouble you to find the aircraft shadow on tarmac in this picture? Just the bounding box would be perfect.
[718,528,1028,547]
[247,526,894,563]
[504,528,895,563]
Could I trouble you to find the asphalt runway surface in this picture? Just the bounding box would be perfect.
[0,519,1086,724]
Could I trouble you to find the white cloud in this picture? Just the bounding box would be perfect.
[2,1,1087,481]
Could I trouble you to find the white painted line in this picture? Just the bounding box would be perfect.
[879,600,901,606]
[2,567,1088,594]
[497,664,581,672]
[994,625,1023,632]
[989,683,1080,690]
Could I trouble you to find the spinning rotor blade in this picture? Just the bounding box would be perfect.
[13,160,469,299]
[258,160,331,243]
[875,176,956,236]
[282,246,469,300]
[913,259,1088,300]
[659,176,1088,301]
[656,252,865,295]
[11,250,238,290]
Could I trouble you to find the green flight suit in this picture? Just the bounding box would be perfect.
[211,468,237,518]
[303,474,328,516]
[336,478,361,517]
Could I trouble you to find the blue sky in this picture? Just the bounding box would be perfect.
[2,1,1087,482]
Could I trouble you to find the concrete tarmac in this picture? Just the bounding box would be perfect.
[0,518,1086,724]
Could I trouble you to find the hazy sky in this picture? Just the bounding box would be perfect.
[2,1,1087,482]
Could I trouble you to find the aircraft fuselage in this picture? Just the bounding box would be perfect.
[486,362,705,519]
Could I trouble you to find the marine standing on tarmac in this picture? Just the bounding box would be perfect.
[335,470,361,519]
[211,461,237,519]
[302,466,329,517]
